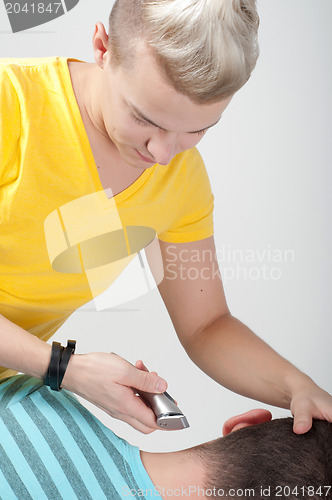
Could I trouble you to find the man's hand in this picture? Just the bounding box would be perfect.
[61,352,167,434]
[290,381,332,434]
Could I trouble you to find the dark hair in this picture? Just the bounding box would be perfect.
[194,418,332,499]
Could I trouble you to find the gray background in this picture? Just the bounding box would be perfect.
[1,0,331,452]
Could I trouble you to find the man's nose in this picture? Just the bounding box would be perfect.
[147,131,179,166]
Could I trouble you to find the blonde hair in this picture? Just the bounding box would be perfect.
[108,0,260,103]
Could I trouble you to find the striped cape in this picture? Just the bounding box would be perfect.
[0,375,157,499]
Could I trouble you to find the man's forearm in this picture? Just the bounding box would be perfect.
[0,313,51,379]
[183,313,315,409]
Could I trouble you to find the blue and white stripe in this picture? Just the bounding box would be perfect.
[0,375,155,499]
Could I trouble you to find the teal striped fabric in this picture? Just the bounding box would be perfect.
[0,375,158,499]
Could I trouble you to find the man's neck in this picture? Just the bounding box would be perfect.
[68,61,110,143]
[140,449,206,499]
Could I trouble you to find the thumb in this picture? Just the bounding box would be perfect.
[291,400,312,434]
[135,360,151,373]
[293,415,312,434]
[132,366,167,394]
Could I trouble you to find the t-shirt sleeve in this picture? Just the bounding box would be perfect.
[0,65,21,187]
[158,147,214,243]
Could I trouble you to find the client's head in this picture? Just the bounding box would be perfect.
[141,410,332,499]
[192,413,332,499]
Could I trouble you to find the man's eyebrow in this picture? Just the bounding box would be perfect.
[129,102,221,134]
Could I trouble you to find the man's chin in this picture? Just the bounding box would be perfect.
[125,157,150,169]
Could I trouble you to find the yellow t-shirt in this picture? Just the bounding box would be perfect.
[0,57,214,378]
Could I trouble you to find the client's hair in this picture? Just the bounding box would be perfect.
[193,418,332,500]
[108,0,260,103]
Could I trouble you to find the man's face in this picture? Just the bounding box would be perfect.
[100,44,232,168]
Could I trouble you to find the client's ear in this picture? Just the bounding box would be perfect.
[222,409,272,436]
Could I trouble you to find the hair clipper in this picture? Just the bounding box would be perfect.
[137,390,190,430]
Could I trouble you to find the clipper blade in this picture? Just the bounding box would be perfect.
[157,413,190,430]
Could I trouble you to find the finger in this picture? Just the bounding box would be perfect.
[135,360,149,371]
[136,362,159,378]
[135,361,159,378]
[120,414,158,434]
[102,408,158,434]
[291,401,313,434]
[119,385,161,426]
[127,365,167,394]
[293,416,312,434]
[96,389,160,432]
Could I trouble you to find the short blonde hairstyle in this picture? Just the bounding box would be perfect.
[108,0,260,103]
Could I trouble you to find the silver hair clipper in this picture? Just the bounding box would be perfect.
[137,390,190,430]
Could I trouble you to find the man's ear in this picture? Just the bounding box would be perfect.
[92,22,110,69]
[222,409,272,436]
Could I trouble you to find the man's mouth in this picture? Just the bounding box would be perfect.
[135,149,156,164]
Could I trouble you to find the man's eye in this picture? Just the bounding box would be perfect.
[132,114,150,126]
[195,129,208,136]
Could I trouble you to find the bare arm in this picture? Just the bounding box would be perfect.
[0,313,167,433]
[183,312,310,408]
[156,236,332,433]
[0,313,51,378]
